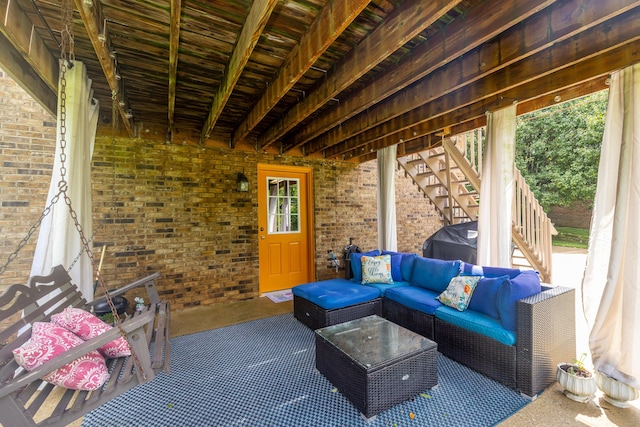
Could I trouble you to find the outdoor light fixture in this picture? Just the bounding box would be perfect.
[237,172,249,192]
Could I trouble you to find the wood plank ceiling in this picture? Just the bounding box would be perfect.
[1,0,639,162]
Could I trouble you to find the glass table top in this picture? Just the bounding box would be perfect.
[315,315,436,370]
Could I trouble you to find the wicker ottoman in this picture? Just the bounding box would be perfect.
[315,315,438,419]
[292,278,382,329]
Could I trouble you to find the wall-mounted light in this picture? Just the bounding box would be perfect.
[237,172,249,192]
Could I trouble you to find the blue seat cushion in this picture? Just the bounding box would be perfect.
[384,286,442,315]
[365,280,411,296]
[410,257,461,293]
[292,279,381,310]
[435,306,516,346]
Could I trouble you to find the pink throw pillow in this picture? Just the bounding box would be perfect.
[12,322,109,391]
[51,307,131,358]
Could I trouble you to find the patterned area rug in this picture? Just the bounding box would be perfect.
[83,314,529,427]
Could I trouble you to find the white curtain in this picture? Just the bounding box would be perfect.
[377,144,398,251]
[31,61,99,301]
[582,63,640,389]
[477,104,516,267]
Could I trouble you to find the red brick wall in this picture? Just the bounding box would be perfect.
[0,69,56,286]
[548,201,593,229]
[0,68,441,309]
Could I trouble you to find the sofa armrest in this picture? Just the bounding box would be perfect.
[516,285,576,397]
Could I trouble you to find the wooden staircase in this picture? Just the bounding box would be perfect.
[397,128,556,282]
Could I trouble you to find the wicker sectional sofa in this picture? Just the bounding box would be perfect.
[292,250,576,398]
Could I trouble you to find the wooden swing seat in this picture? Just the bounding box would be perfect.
[0,265,170,427]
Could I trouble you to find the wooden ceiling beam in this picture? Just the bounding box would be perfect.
[200,0,277,143]
[74,0,134,136]
[257,0,460,152]
[344,77,609,162]
[320,4,640,158]
[281,0,556,153]
[231,0,370,148]
[338,37,638,162]
[167,0,182,141]
[0,0,59,115]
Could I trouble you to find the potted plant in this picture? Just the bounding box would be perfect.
[557,353,597,402]
[595,371,640,408]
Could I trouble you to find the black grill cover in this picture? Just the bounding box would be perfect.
[422,221,478,264]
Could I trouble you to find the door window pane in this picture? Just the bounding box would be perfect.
[267,178,300,233]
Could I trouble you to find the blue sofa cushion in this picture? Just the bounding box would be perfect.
[460,262,523,279]
[384,286,442,315]
[390,254,403,281]
[435,305,516,346]
[410,257,461,293]
[497,270,542,331]
[350,250,380,283]
[365,280,411,296]
[292,279,381,310]
[468,275,510,320]
[382,251,416,282]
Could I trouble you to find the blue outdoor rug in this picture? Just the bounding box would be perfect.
[83,314,529,426]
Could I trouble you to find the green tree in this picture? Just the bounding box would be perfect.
[515,90,608,210]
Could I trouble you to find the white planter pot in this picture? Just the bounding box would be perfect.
[595,371,640,408]
[557,362,596,403]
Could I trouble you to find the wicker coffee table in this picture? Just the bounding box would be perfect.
[315,315,438,418]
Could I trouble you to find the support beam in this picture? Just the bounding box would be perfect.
[231,0,370,147]
[339,37,638,162]
[257,0,460,151]
[281,0,556,152]
[167,0,182,141]
[322,5,640,158]
[0,0,59,114]
[74,0,134,136]
[0,32,57,117]
[200,0,277,143]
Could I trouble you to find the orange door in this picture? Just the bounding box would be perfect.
[258,165,314,293]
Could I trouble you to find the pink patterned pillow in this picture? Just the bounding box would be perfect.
[12,322,109,391]
[51,307,131,358]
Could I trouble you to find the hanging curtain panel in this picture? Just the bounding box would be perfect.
[477,104,516,267]
[31,61,99,301]
[377,144,398,251]
[582,63,640,389]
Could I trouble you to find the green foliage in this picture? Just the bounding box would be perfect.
[553,227,590,249]
[515,91,608,210]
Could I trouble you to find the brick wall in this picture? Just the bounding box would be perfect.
[548,201,593,229]
[0,68,441,309]
[0,69,56,286]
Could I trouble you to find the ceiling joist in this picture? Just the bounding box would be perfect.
[74,0,134,136]
[257,0,461,152]
[317,2,640,158]
[231,0,371,148]
[167,0,182,141]
[200,0,277,143]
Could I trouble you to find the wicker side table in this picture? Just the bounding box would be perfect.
[315,315,438,419]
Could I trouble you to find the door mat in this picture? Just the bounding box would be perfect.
[263,289,293,303]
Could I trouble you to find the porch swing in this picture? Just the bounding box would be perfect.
[0,3,170,426]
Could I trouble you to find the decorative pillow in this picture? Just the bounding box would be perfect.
[51,307,131,358]
[361,255,394,284]
[350,250,381,282]
[12,322,109,391]
[410,257,462,293]
[436,276,481,311]
[468,275,510,319]
[497,270,542,331]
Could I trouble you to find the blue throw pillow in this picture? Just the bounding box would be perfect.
[497,270,541,331]
[468,275,510,320]
[390,254,403,282]
[350,250,380,282]
[410,257,462,293]
[382,250,417,282]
